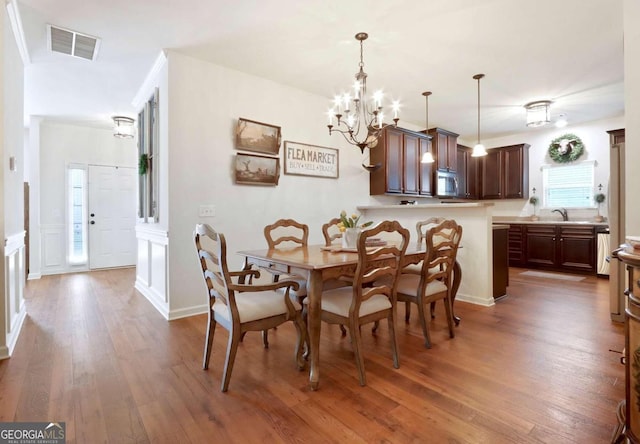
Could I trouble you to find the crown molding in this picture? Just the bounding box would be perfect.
[132,50,166,110]
[6,0,30,65]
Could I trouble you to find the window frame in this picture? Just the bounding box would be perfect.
[67,163,88,265]
[138,88,159,222]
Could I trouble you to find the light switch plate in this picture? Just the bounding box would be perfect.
[199,205,216,217]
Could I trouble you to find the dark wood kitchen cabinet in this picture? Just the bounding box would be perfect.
[428,127,458,172]
[507,223,526,267]
[480,144,530,200]
[370,127,433,196]
[456,144,478,199]
[525,224,596,273]
[418,136,434,196]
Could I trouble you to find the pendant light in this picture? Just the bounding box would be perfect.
[471,74,487,157]
[420,91,434,164]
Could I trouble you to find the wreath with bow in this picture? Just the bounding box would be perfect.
[548,133,584,163]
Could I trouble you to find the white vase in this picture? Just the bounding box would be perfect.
[342,228,361,249]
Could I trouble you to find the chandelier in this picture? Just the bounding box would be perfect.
[327,32,399,153]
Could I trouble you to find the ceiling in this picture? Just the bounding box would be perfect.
[15,0,624,141]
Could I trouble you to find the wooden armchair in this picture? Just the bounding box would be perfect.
[194,223,306,392]
[402,217,448,322]
[395,219,462,348]
[303,220,410,386]
[262,219,310,345]
[262,218,310,302]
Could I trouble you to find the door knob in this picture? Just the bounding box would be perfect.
[90,213,95,217]
[90,221,95,225]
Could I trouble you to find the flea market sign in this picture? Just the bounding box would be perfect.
[284,141,339,178]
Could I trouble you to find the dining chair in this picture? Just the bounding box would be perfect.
[194,223,306,392]
[262,218,310,345]
[322,217,343,246]
[304,220,410,386]
[322,217,349,336]
[395,219,462,348]
[263,218,310,298]
[402,217,447,321]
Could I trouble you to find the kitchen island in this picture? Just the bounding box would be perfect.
[358,202,495,307]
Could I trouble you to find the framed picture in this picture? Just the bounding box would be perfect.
[235,118,281,155]
[284,141,339,178]
[234,153,280,186]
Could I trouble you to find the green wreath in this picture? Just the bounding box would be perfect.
[548,133,584,163]
[139,154,149,175]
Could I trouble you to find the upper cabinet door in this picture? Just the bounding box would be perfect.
[430,128,459,172]
[503,144,529,199]
[481,149,503,199]
[384,128,403,194]
[419,136,434,196]
[403,133,419,195]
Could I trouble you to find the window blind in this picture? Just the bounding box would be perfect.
[542,161,595,208]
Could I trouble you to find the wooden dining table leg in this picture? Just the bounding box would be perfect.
[451,260,462,326]
[307,269,323,390]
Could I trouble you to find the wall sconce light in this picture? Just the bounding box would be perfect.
[112,116,135,138]
[524,100,552,127]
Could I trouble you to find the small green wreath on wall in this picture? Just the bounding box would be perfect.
[548,133,584,163]
[139,154,149,175]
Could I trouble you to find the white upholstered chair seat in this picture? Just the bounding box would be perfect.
[303,286,391,318]
[214,291,302,324]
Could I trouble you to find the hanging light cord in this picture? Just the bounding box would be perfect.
[476,76,481,144]
[473,74,485,145]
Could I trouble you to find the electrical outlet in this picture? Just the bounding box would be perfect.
[199,204,216,217]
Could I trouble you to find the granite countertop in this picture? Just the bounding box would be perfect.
[358,202,494,210]
[493,218,609,227]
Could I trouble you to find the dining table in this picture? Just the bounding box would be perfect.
[237,243,461,390]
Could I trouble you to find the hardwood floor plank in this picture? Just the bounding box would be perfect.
[0,268,624,443]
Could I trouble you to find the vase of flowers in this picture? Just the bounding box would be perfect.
[594,193,605,222]
[529,196,539,221]
[338,210,372,249]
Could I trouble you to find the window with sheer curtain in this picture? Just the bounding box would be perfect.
[541,161,595,209]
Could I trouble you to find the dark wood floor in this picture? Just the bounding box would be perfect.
[0,267,624,443]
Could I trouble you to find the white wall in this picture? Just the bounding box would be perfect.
[624,0,640,236]
[1,3,27,359]
[37,120,136,275]
[163,51,371,318]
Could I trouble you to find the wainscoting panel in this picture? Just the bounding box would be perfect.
[2,232,27,359]
[41,224,65,275]
[135,225,169,319]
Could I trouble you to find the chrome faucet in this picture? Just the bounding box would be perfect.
[552,208,569,221]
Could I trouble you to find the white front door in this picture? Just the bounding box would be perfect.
[88,165,137,269]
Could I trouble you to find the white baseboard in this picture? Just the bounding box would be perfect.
[168,304,208,321]
[455,292,496,307]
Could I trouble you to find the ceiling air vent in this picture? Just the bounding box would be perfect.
[47,25,100,61]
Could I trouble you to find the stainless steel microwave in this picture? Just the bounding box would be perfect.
[437,170,458,197]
